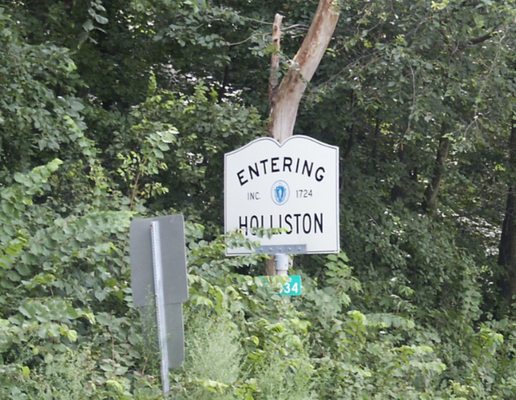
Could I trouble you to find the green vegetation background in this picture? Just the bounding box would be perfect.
[0,1,514,399]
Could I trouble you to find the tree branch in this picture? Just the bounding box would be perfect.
[269,13,283,104]
[468,29,496,45]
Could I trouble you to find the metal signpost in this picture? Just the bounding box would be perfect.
[150,220,170,393]
[129,215,188,395]
[224,135,340,269]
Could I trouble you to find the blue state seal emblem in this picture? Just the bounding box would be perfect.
[271,180,290,205]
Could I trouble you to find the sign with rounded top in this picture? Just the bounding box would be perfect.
[224,135,339,255]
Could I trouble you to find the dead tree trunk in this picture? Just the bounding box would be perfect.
[268,0,340,142]
[265,0,340,275]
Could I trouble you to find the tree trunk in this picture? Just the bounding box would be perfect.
[265,13,284,276]
[498,115,516,305]
[265,1,340,275]
[390,143,407,202]
[423,130,450,214]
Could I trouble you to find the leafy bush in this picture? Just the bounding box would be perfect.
[0,158,514,399]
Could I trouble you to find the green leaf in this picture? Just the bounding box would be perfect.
[94,15,108,25]
[82,20,94,32]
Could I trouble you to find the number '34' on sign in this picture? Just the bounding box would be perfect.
[280,275,302,296]
[258,275,303,297]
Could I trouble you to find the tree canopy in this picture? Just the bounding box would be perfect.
[0,1,514,398]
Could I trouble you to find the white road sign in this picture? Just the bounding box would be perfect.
[224,135,340,255]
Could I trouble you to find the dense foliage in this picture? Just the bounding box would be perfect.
[0,1,514,399]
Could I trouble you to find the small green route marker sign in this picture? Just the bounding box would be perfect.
[260,275,302,297]
[280,275,302,296]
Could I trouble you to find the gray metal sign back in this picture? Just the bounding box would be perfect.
[129,214,188,393]
[130,215,188,306]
